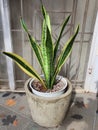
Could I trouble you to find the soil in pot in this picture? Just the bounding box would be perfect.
[31,79,67,93]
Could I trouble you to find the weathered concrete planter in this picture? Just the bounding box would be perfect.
[24,78,72,127]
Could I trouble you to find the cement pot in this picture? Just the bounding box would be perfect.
[24,78,72,127]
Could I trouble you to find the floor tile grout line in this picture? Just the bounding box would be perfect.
[0,103,31,120]
[93,95,98,130]
[92,111,96,130]
[21,121,32,130]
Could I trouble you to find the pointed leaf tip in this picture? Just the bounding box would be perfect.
[20,18,28,33]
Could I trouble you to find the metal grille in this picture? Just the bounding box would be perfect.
[0,0,98,91]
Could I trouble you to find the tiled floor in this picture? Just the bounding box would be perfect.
[0,91,98,130]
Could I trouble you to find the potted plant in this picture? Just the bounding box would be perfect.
[3,3,79,127]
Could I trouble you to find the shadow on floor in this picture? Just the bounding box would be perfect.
[61,93,97,130]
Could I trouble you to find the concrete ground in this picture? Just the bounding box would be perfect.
[0,91,98,130]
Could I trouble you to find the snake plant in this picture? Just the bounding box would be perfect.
[3,5,79,89]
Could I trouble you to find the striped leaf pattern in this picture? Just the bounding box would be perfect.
[51,26,79,86]
[3,52,45,87]
[3,4,79,89]
[53,15,71,62]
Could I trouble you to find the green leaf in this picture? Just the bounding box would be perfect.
[20,18,45,75]
[45,26,54,88]
[41,21,53,88]
[53,25,79,81]
[28,34,44,70]
[3,52,46,87]
[41,5,51,33]
[46,14,51,33]
[53,15,71,61]
[41,11,54,88]
[41,19,47,47]
[20,18,28,33]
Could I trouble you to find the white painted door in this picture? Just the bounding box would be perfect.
[84,12,98,93]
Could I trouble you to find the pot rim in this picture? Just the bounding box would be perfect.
[25,77,72,101]
[29,75,67,97]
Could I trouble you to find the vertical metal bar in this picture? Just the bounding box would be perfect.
[0,0,15,90]
[33,10,42,74]
[74,0,89,87]
[67,0,78,79]
[20,0,25,80]
[70,0,78,34]
[20,0,32,80]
